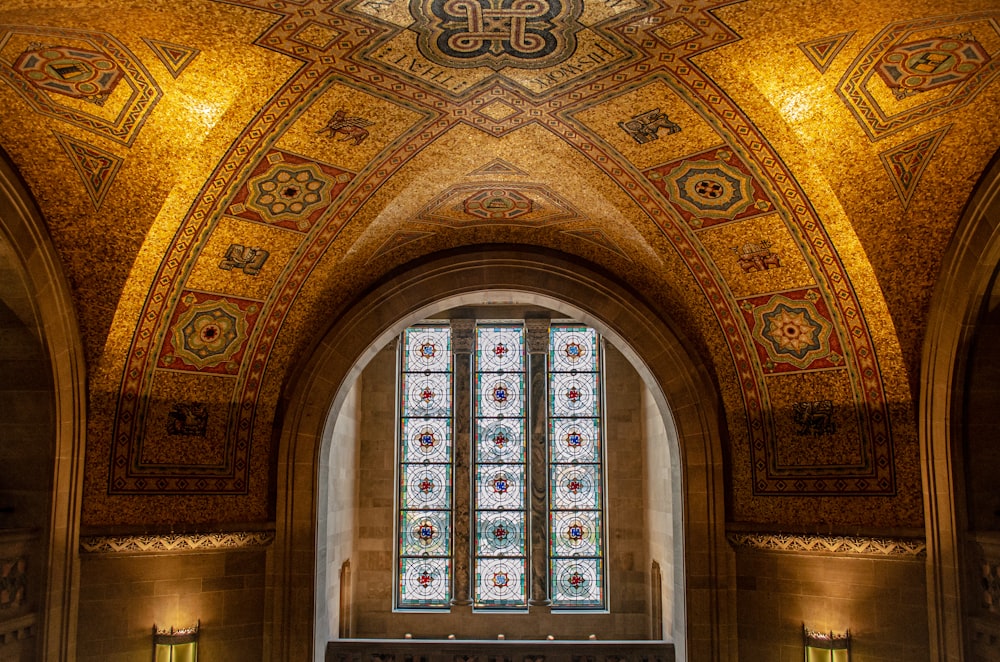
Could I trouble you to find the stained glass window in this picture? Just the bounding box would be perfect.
[473,325,528,608]
[548,325,605,608]
[397,326,453,608]
[395,321,607,612]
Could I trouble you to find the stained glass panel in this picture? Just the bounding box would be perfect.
[474,324,527,608]
[475,419,525,463]
[399,558,451,608]
[475,511,526,556]
[550,558,603,607]
[401,418,451,464]
[548,418,600,464]
[548,371,599,417]
[548,324,605,609]
[398,325,452,609]
[474,557,527,607]
[550,464,601,510]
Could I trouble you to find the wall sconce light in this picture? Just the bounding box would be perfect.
[803,626,850,662]
[153,621,199,662]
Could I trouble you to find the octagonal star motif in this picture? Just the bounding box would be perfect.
[244,162,333,229]
[751,295,833,370]
[666,159,753,220]
[170,299,249,370]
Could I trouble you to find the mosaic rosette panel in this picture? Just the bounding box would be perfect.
[741,289,845,373]
[157,291,262,375]
[548,325,605,609]
[644,146,773,230]
[473,325,527,608]
[397,326,453,608]
[226,149,353,233]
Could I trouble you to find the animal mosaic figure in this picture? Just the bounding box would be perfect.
[316,110,374,146]
[733,240,782,273]
[219,243,269,276]
[619,108,682,144]
[166,402,209,436]
[792,400,836,436]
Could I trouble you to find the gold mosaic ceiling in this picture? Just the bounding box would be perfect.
[0,0,997,529]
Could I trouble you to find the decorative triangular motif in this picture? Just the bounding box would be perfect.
[142,37,200,78]
[879,124,951,208]
[54,132,123,209]
[372,230,434,260]
[467,158,529,177]
[560,228,631,261]
[798,31,855,74]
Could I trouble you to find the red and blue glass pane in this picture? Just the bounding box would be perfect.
[398,326,452,609]
[474,325,527,608]
[548,326,604,608]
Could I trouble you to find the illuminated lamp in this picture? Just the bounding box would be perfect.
[803,626,850,662]
[153,621,199,662]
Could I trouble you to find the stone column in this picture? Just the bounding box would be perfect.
[525,316,551,606]
[450,318,475,606]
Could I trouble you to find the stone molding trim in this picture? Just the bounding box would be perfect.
[80,530,275,554]
[727,532,926,557]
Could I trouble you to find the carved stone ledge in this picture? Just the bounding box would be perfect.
[727,532,926,557]
[327,640,675,662]
[79,530,275,554]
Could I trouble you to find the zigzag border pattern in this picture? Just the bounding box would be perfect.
[80,530,275,554]
[727,532,926,557]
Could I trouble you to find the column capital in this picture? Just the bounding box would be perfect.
[524,317,550,355]
[450,318,476,354]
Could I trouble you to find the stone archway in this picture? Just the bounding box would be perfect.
[920,150,1000,662]
[269,248,733,662]
[0,152,86,662]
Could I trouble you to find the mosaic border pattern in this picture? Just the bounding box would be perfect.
[727,532,926,557]
[80,530,275,554]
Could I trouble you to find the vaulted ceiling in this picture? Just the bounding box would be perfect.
[0,0,997,530]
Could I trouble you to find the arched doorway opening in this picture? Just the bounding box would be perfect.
[269,248,733,662]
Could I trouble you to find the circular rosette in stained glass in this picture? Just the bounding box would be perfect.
[549,327,597,372]
[402,418,451,463]
[550,464,600,510]
[402,372,451,417]
[475,557,527,607]
[401,510,450,556]
[476,327,525,373]
[401,464,451,509]
[550,511,601,557]
[399,557,450,607]
[476,420,525,463]
[549,372,598,416]
[475,465,524,510]
[548,418,600,463]
[477,374,524,417]
[476,511,525,557]
[403,327,451,372]
[551,558,602,607]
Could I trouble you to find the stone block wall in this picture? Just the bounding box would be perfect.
[76,547,267,662]
[734,545,928,662]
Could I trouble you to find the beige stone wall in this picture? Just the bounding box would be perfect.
[735,549,928,662]
[76,549,267,662]
[347,341,653,639]
[643,384,673,640]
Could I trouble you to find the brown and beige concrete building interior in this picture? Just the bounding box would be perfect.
[1,0,999,660]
